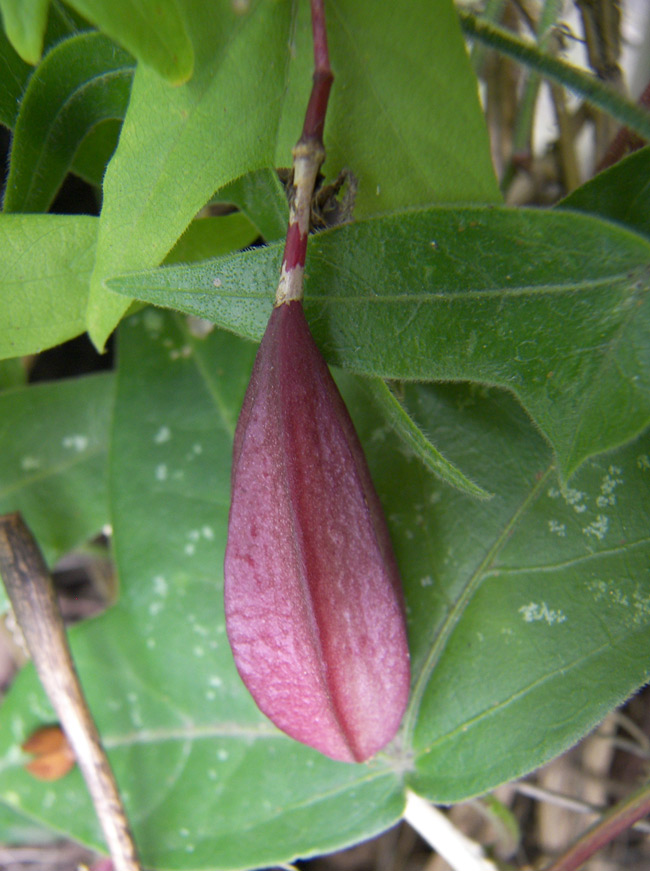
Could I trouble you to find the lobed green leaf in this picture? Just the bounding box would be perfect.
[0,214,97,359]
[107,205,650,479]
[64,0,193,84]
[4,31,134,213]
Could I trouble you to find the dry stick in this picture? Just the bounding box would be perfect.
[275,0,333,306]
[0,513,141,871]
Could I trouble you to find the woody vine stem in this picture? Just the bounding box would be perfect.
[274,0,333,306]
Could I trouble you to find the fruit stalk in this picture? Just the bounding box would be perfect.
[275,0,333,306]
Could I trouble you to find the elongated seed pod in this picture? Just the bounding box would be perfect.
[224,301,410,763]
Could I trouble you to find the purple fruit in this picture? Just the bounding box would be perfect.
[224,300,410,762]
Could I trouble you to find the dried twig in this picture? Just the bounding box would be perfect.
[0,512,141,871]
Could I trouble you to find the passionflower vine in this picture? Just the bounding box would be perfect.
[224,299,410,762]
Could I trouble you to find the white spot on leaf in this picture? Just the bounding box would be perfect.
[169,345,192,361]
[583,515,609,541]
[596,466,623,507]
[519,601,567,625]
[563,487,587,513]
[62,434,88,452]
[154,426,171,444]
[548,519,566,536]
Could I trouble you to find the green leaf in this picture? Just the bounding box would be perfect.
[0,2,87,128]
[0,312,646,863]
[0,372,113,569]
[399,383,650,801]
[70,116,123,188]
[0,20,32,127]
[366,379,492,500]
[163,213,259,265]
[0,0,49,64]
[4,31,134,213]
[0,801,59,844]
[215,167,288,242]
[107,205,650,479]
[0,313,406,867]
[560,145,650,240]
[87,0,498,349]
[0,358,26,390]
[0,214,97,359]
[64,0,193,84]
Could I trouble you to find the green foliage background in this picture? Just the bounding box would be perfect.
[0,0,648,868]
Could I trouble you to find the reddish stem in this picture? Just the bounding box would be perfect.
[543,779,650,871]
[301,0,333,144]
[311,0,331,73]
[301,69,334,145]
[276,0,333,305]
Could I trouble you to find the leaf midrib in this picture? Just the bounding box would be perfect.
[113,270,644,303]
[483,535,650,577]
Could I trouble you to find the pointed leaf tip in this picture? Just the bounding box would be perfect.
[225,301,410,762]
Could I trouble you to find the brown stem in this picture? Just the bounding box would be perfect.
[542,778,650,871]
[275,0,333,306]
[0,513,141,871]
[550,82,581,192]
